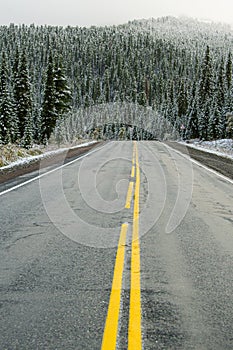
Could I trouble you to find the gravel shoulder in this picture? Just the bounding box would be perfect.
[164,141,233,180]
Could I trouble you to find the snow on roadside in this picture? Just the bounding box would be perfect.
[180,139,233,160]
[0,140,97,170]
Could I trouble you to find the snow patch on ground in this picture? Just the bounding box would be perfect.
[180,139,233,160]
[0,140,97,170]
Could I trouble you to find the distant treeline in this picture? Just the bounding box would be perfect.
[0,17,233,147]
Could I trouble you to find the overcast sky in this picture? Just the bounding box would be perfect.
[0,0,233,27]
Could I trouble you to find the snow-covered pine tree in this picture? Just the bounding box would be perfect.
[0,52,16,143]
[13,49,33,141]
[225,51,233,113]
[208,101,220,140]
[225,51,232,92]
[198,46,213,108]
[215,57,226,114]
[177,79,188,118]
[22,116,33,148]
[217,114,226,139]
[185,80,199,139]
[54,57,72,117]
[226,113,233,138]
[197,46,214,140]
[198,108,208,140]
[212,57,227,139]
[40,52,57,143]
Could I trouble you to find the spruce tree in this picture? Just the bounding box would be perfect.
[40,53,57,143]
[215,58,225,114]
[54,58,72,117]
[226,113,233,138]
[198,46,214,140]
[226,51,232,91]
[217,113,226,139]
[225,51,233,113]
[208,102,220,140]
[198,110,207,140]
[22,116,33,148]
[198,46,213,108]
[0,52,15,143]
[14,49,33,141]
[177,80,188,118]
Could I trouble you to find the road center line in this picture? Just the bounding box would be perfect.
[101,142,142,350]
[131,165,135,178]
[125,144,136,208]
[131,143,136,178]
[125,181,134,209]
[101,223,128,350]
[128,142,142,350]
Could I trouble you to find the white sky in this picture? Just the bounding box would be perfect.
[0,0,233,27]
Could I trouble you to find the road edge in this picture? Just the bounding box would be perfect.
[164,141,233,185]
[0,141,104,185]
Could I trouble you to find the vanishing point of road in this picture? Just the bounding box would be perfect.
[0,141,233,349]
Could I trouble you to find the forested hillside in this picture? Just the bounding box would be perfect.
[0,16,233,146]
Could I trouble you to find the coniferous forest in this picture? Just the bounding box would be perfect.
[0,16,233,147]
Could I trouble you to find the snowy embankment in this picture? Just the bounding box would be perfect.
[0,141,97,171]
[180,139,233,160]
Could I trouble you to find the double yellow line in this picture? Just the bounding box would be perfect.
[128,142,141,350]
[101,142,142,350]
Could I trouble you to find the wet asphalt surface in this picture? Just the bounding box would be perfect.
[0,141,233,349]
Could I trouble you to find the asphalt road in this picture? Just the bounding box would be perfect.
[165,141,233,180]
[0,141,233,349]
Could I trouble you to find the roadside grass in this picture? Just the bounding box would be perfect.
[0,139,93,168]
[0,144,43,167]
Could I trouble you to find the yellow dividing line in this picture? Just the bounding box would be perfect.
[132,142,136,166]
[131,164,135,178]
[101,223,128,350]
[125,181,134,209]
[126,143,136,208]
[101,142,142,350]
[128,142,142,350]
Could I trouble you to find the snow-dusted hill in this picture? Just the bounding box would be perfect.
[0,16,233,146]
[127,16,233,51]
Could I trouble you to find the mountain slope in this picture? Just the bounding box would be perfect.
[0,16,233,144]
